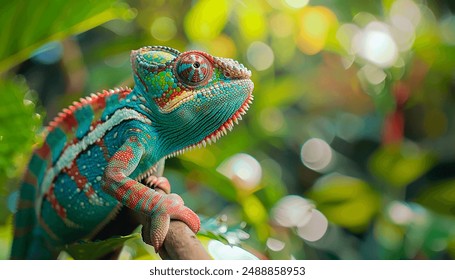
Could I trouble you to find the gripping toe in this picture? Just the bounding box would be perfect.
[169,206,200,233]
[143,212,170,251]
[142,192,200,251]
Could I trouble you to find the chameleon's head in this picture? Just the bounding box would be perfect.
[131,46,254,156]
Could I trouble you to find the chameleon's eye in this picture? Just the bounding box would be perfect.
[175,53,213,87]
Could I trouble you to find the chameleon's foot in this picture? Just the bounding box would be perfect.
[143,176,171,194]
[142,192,200,251]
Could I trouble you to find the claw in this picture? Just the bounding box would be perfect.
[143,176,171,194]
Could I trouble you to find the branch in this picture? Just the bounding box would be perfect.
[159,220,211,260]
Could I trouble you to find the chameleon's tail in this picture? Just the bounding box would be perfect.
[10,172,37,259]
[10,163,54,259]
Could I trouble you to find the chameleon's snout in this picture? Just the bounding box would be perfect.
[213,56,252,80]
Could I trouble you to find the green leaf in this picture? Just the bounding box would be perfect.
[64,233,140,260]
[416,180,455,216]
[0,78,42,194]
[369,144,436,188]
[0,0,135,73]
[308,174,380,232]
[199,216,249,245]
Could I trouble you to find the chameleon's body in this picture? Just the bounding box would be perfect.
[11,46,253,259]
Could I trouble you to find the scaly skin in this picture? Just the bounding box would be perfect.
[11,46,254,259]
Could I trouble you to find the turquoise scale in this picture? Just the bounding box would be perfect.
[28,153,47,185]
[45,127,66,164]
[74,105,94,139]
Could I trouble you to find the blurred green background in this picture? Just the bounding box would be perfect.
[1,0,455,260]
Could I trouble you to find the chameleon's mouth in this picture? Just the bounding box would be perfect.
[165,79,254,159]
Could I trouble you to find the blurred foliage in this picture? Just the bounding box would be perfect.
[0,0,135,72]
[62,216,250,260]
[1,0,455,260]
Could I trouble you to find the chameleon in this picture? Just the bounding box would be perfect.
[10,46,254,259]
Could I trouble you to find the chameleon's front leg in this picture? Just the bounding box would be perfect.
[101,136,200,250]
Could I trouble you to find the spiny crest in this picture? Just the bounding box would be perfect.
[47,87,132,132]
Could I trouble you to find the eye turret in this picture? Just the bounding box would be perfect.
[174,52,213,87]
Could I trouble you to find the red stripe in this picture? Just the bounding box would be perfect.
[114,179,137,202]
[148,193,163,211]
[62,162,89,193]
[132,186,150,209]
[35,142,51,159]
[23,171,37,188]
[61,111,78,134]
[47,184,67,219]
[92,93,106,110]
